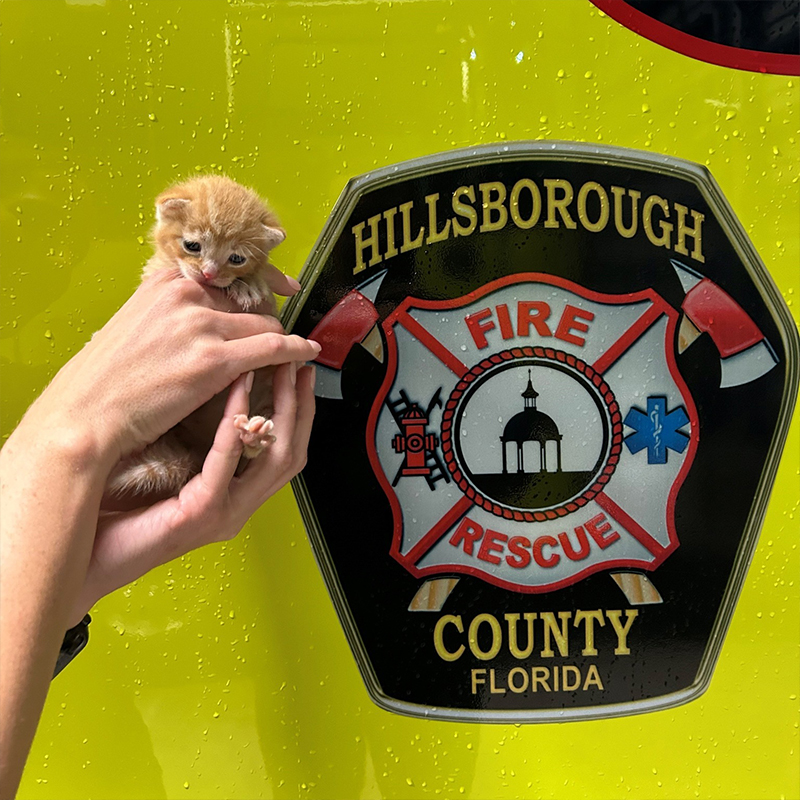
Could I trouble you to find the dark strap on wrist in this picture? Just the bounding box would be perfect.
[53,614,91,679]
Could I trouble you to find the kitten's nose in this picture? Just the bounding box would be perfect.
[202,268,218,281]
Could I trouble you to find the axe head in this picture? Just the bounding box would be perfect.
[672,262,778,388]
[682,278,764,358]
[308,270,388,399]
[720,340,778,388]
[314,363,345,401]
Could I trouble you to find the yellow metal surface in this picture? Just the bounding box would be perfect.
[1,1,797,797]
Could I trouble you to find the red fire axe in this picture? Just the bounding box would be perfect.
[309,270,388,400]
[672,260,778,388]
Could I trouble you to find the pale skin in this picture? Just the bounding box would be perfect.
[0,269,319,798]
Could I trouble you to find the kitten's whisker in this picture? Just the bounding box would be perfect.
[246,243,268,259]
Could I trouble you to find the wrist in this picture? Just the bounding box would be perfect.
[6,408,119,479]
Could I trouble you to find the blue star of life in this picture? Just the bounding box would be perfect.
[623,396,690,465]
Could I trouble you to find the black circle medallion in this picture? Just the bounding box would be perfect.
[441,347,624,522]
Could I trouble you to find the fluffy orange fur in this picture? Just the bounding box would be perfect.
[107,175,285,501]
[142,174,286,312]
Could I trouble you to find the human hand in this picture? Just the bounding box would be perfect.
[68,362,315,627]
[25,270,320,467]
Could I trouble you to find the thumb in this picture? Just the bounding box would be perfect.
[264,264,302,297]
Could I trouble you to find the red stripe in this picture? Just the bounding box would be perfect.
[405,496,474,566]
[398,311,469,377]
[595,492,666,558]
[592,303,663,375]
[591,0,800,76]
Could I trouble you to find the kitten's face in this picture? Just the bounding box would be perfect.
[152,175,285,298]
[171,227,261,289]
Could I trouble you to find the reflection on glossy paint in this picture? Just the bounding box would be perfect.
[2,0,797,798]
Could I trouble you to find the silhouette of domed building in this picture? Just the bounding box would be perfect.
[500,371,563,474]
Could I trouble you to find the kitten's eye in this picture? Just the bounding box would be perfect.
[228,253,246,266]
[182,240,202,254]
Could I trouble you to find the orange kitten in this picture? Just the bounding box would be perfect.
[107,175,287,499]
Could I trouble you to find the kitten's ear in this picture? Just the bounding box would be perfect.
[262,225,286,250]
[156,197,191,222]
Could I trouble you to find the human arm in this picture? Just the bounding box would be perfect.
[69,361,316,628]
[0,272,319,798]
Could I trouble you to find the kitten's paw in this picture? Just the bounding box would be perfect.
[233,414,276,458]
[227,279,268,312]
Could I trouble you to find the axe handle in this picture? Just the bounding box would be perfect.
[361,325,384,362]
[408,578,459,612]
[611,572,663,605]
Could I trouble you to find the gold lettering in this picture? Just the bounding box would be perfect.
[433,614,465,662]
[489,669,506,694]
[574,609,605,656]
[504,612,536,659]
[352,214,382,274]
[562,665,581,691]
[399,201,425,253]
[643,195,672,249]
[540,611,571,657]
[479,181,508,232]
[471,668,487,694]
[606,609,639,655]
[508,667,529,693]
[383,207,399,260]
[583,664,604,690]
[468,613,502,660]
[577,181,610,233]
[531,667,551,692]
[356,181,697,274]
[510,178,542,229]
[674,202,705,263]
[452,185,478,237]
[425,193,451,244]
[611,185,640,238]
[544,179,577,229]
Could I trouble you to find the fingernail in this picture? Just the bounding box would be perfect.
[290,361,297,386]
[286,275,302,293]
[308,339,322,353]
[245,371,255,392]
[310,364,316,389]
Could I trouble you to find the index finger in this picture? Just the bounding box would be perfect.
[225,332,321,372]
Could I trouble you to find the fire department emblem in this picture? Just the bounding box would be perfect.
[369,274,698,595]
[283,143,798,722]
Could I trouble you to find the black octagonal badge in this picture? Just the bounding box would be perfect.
[283,143,798,722]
